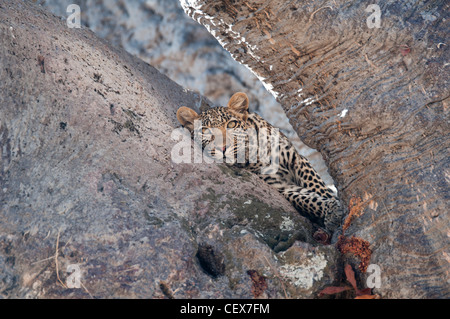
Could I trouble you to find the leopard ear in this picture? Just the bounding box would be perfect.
[177,106,199,131]
[227,92,249,116]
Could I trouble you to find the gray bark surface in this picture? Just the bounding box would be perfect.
[0,0,339,298]
[180,0,449,298]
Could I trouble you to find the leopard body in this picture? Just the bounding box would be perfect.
[177,92,343,233]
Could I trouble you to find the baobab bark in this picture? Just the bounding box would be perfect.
[180,0,449,298]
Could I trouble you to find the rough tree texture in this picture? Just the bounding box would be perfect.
[37,0,335,187]
[0,0,341,298]
[180,0,449,298]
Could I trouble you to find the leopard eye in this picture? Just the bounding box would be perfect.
[202,127,211,134]
[227,120,237,129]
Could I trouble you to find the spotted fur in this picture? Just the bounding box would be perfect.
[177,92,343,233]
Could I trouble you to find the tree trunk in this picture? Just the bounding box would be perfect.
[0,0,341,298]
[180,0,449,298]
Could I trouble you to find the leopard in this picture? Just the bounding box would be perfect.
[176,92,343,235]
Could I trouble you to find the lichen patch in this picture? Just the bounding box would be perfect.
[279,253,327,289]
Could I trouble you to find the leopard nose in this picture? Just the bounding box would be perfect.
[222,145,227,152]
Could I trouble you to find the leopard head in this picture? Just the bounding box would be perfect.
[176,92,251,160]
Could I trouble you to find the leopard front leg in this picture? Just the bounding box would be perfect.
[249,131,344,233]
[281,185,343,233]
[261,172,343,233]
